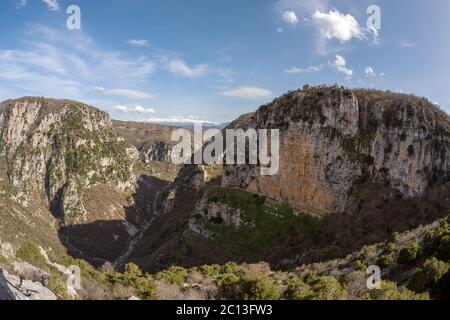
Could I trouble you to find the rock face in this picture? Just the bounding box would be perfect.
[188,191,255,239]
[222,86,450,215]
[0,97,137,224]
[112,120,180,164]
[112,120,185,181]
[0,268,57,300]
[122,86,450,272]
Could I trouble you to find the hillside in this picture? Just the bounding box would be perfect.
[1,87,450,300]
[128,85,450,273]
[0,98,181,270]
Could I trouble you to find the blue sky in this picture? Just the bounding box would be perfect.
[0,0,449,124]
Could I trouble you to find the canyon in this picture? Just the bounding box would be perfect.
[1,85,450,300]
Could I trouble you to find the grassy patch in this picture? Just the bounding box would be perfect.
[198,186,321,259]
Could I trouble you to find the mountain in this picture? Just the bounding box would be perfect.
[0,97,182,270]
[1,86,450,300]
[0,97,137,223]
[221,86,450,215]
[128,85,450,272]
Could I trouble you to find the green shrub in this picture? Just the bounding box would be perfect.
[216,272,241,298]
[377,242,397,268]
[305,275,347,300]
[199,264,221,277]
[16,242,47,269]
[238,274,280,300]
[390,232,400,243]
[354,260,368,272]
[156,266,188,286]
[220,262,239,274]
[107,263,156,300]
[434,269,450,300]
[217,272,244,299]
[377,254,395,269]
[366,280,429,300]
[398,241,421,264]
[437,235,450,261]
[424,220,450,261]
[0,254,14,273]
[217,273,280,300]
[283,277,312,300]
[408,258,449,293]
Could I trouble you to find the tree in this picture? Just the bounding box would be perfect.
[398,241,421,264]
[284,277,312,300]
[409,258,449,293]
[366,280,429,300]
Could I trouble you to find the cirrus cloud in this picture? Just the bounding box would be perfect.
[42,0,60,11]
[167,59,210,78]
[282,11,299,25]
[144,116,220,125]
[113,105,156,114]
[365,66,376,77]
[94,87,154,99]
[127,39,150,47]
[285,65,321,74]
[333,55,353,79]
[220,86,272,99]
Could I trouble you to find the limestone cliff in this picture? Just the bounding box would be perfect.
[222,86,450,215]
[0,97,137,224]
[124,86,450,271]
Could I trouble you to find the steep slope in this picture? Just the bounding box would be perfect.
[113,120,185,181]
[223,86,450,215]
[128,86,450,272]
[0,97,162,268]
[0,97,137,224]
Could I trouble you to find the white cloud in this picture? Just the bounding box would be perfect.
[113,105,156,114]
[1,24,155,85]
[282,11,299,25]
[167,59,209,78]
[0,49,67,74]
[0,24,159,99]
[127,39,150,47]
[333,55,353,79]
[133,105,156,114]
[312,10,364,42]
[221,86,272,99]
[16,0,27,8]
[144,116,220,125]
[94,87,154,99]
[0,63,83,97]
[365,66,376,77]
[113,105,129,113]
[42,0,59,11]
[285,65,321,74]
[276,28,284,33]
[367,25,379,43]
[400,41,415,48]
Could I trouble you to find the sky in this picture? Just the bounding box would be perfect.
[0,0,449,124]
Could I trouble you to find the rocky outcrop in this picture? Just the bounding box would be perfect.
[123,86,450,272]
[141,142,173,163]
[222,86,450,216]
[0,267,57,300]
[188,191,255,239]
[0,97,137,223]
